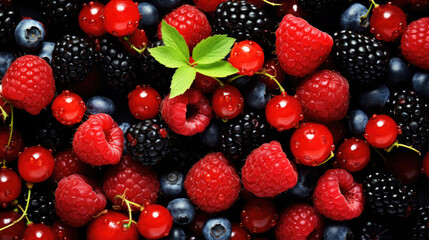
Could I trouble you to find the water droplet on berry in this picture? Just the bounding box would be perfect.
[37,159,43,166]
[127,21,133,28]
[224,95,231,103]
[322,136,327,144]
[57,230,64,238]
[309,129,315,134]
[1,203,6,208]
[111,31,118,36]
[354,163,361,167]
[227,105,234,111]
[217,194,225,201]
[295,158,301,164]
[89,19,96,26]
[204,173,211,182]
[122,223,130,232]
[89,1,95,7]
[103,218,109,224]
[4,190,11,197]
[29,157,35,163]
[304,155,311,160]
[81,17,88,24]
[275,104,280,109]
[311,161,318,166]
[294,141,300,149]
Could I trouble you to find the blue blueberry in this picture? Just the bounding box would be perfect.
[150,0,182,12]
[86,96,117,116]
[0,52,15,77]
[198,121,219,148]
[37,41,55,63]
[288,166,319,199]
[202,218,232,240]
[358,84,390,114]
[244,80,270,111]
[386,57,412,87]
[348,109,369,137]
[324,223,353,240]
[412,72,429,100]
[160,170,184,197]
[340,3,369,33]
[14,19,45,51]
[167,198,195,225]
[138,2,160,30]
[166,225,186,240]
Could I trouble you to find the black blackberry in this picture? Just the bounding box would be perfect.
[52,35,95,86]
[220,112,270,161]
[332,30,389,89]
[39,0,80,28]
[34,114,73,151]
[364,172,416,218]
[411,205,429,240]
[126,118,172,166]
[355,219,393,240]
[297,0,348,14]
[23,186,56,225]
[0,3,20,48]
[385,90,429,151]
[213,1,270,46]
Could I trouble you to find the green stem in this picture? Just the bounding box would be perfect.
[361,1,375,20]
[255,69,286,94]
[17,204,32,225]
[227,74,244,83]
[122,36,147,55]
[0,185,31,231]
[372,146,388,165]
[262,0,283,6]
[125,198,133,229]
[212,77,225,88]
[384,141,421,156]
[317,151,335,166]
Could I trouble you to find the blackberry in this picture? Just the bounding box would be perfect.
[297,0,348,14]
[23,186,56,225]
[52,35,95,86]
[213,1,270,46]
[355,218,393,240]
[411,205,429,240]
[385,90,429,151]
[34,114,73,151]
[364,172,416,218]
[39,0,80,28]
[126,118,172,166]
[0,3,20,48]
[332,30,389,89]
[220,112,270,161]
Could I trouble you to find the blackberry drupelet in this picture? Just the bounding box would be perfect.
[34,114,73,152]
[364,172,416,218]
[39,0,80,28]
[126,118,172,166]
[0,3,20,48]
[411,205,429,240]
[213,1,270,46]
[52,35,95,86]
[385,90,429,151]
[355,218,393,240]
[332,30,389,89]
[23,186,56,225]
[297,0,347,14]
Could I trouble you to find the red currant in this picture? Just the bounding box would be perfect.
[364,114,399,148]
[51,90,86,126]
[229,40,264,76]
[128,85,161,120]
[290,122,335,166]
[18,146,55,183]
[0,168,21,206]
[265,92,303,131]
[193,73,219,93]
[241,198,278,234]
[0,127,23,163]
[24,224,55,240]
[231,223,251,240]
[87,210,139,240]
[101,0,140,37]
[211,84,244,120]
[333,138,371,172]
[0,210,25,240]
[388,149,421,185]
[137,204,173,239]
[256,59,286,91]
[188,210,210,236]
[79,1,106,36]
[51,220,79,240]
[119,28,148,56]
[423,152,429,178]
[325,120,346,145]
[276,0,308,18]
[370,2,407,42]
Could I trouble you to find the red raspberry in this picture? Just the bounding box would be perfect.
[161,88,212,136]
[401,17,429,70]
[2,55,55,115]
[103,155,159,211]
[275,14,333,77]
[55,174,107,227]
[51,149,93,183]
[184,152,240,213]
[313,169,364,221]
[158,4,211,49]
[296,70,350,123]
[241,141,298,198]
[72,113,124,166]
[275,203,323,240]
[193,0,227,12]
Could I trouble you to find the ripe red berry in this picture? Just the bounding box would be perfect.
[51,220,79,240]
[188,210,211,237]
[79,1,106,36]
[333,138,371,172]
[370,2,407,42]
[0,168,21,206]
[0,210,25,240]
[364,114,399,148]
[388,149,422,185]
[137,204,173,240]
[128,85,161,120]
[101,0,140,37]
[18,146,55,183]
[256,59,286,91]
[229,40,264,76]
[119,28,148,56]
[24,224,55,240]
[241,198,278,234]
[87,211,139,240]
[193,0,228,12]
[211,84,244,120]
[266,93,303,131]
[0,127,23,163]
[231,223,251,240]
[193,73,218,93]
[51,90,86,126]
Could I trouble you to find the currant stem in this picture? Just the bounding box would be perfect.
[255,69,286,94]
[361,1,374,20]
[0,105,8,122]
[384,141,421,156]
[0,184,32,232]
[369,0,379,8]
[114,195,144,211]
[227,74,244,83]
[122,36,147,55]
[317,151,335,166]
[17,204,32,225]
[371,146,388,165]
[124,197,133,229]
[212,77,225,88]
[262,0,283,6]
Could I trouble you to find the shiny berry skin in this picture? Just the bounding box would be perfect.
[87,211,139,240]
[388,149,421,185]
[0,168,21,206]
[211,85,244,120]
[119,28,148,56]
[51,90,86,126]
[423,152,429,178]
[79,1,106,36]
[276,0,308,18]
[128,85,161,120]
[137,204,173,239]
[193,73,218,93]
[0,210,25,240]
[101,0,141,37]
[18,146,55,183]
[370,2,407,42]
[24,224,55,240]
[51,220,79,240]
[364,114,399,148]
[229,41,264,76]
[0,127,23,163]
[265,93,303,131]
[290,122,335,166]
[256,59,286,91]
[231,223,251,240]
[241,198,278,234]
[333,138,370,172]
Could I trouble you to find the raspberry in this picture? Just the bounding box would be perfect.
[158,4,211,49]
[313,169,364,221]
[51,149,92,183]
[401,17,429,70]
[161,88,213,136]
[275,203,323,240]
[184,152,240,213]
[103,155,159,211]
[55,174,106,227]
[72,114,124,166]
[2,55,55,115]
[275,14,333,77]
[296,70,350,123]
[241,141,298,197]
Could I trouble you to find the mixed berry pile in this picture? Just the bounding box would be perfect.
[0,0,429,239]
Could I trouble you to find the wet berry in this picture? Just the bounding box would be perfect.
[51,90,86,126]
[101,0,140,37]
[265,93,303,131]
[211,84,244,120]
[128,85,161,120]
[24,223,55,240]
[137,204,173,239]
[0,127,23,163]
[79,1,106,36]
[370,2,407,42]
[228,40,264,76]
[0,168,21,206]
[87,210,139,240]
[333,138,370,172]
[241,198,278,234]
[364,114,399,148]
[17,146,55,183]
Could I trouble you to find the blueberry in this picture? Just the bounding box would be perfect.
[348,110,369,136]
[324,223,353,240]
[412,72,429,100]
[14,19,45,51]
[150,0,182,12]
[202,218,232,240]
[86,96,117,116]
[244,80,270,111]
[138,2,160,30]
[386,58,412,87]
[160,170,184,197]
[340,3,369,33]
[0,52,15,77]
[198,121,219,148]
[166,225,186,240]
[167,198,195,225]
[358,84,390,114]
[288,166,319,199]
[37,41,55,63]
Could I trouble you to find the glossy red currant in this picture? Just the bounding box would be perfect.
[24,224,55,240]
[193,73,219,93]
[211,84,244,120]
[0,168,22,206]
[256,59,286,91]
[51,220,79,240]
[0,210,25,240]
[101,0,140,37]
[128,85,161,120]
[231,223,251,240]
[364,114,399,148]
[87,211,139,240]
[137,204,173,240]
[388,149,421,185]
[334,138,371,172]
[241,198,278,234]
[119,28,148,56]
[18,146,55,183]
[370,2,407,42]
[79,1,106,36]
[265,92,303,131]
[229,40,264,76]
[0,127,23,163]
[51,90,86,126]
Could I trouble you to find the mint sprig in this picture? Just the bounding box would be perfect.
[148,20,238,98]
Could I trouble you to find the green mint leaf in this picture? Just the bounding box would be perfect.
[195,60,238,78]
[161,20,190,61]
[192,35,235,64]
[148,46,188,68]
[169,65,197,98]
